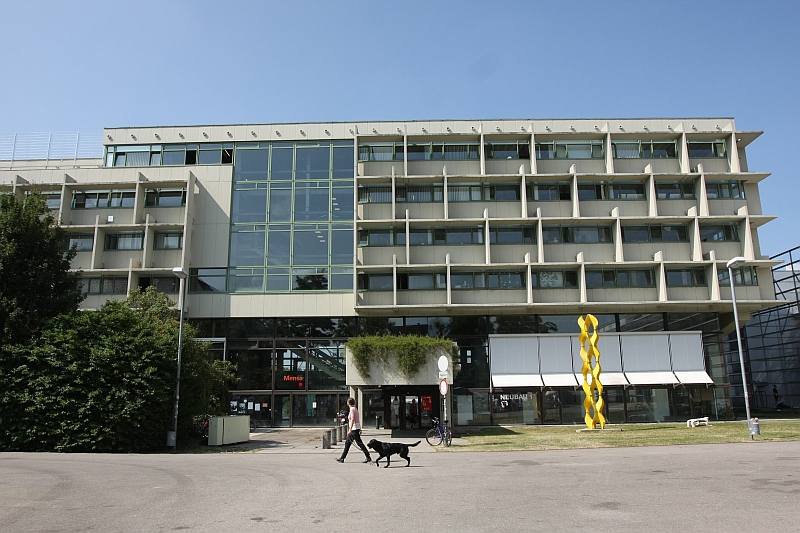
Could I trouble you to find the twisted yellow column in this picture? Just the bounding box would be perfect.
[578,314,605,429]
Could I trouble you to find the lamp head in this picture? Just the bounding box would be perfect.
[726,257,746,269]
[172,267,188,279]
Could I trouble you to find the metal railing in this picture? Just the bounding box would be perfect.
[0,131,104,169]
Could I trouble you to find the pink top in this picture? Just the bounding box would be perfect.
[348,406,361,430]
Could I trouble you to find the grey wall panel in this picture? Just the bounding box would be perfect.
[489,336,540,375]
[571,334,624,374]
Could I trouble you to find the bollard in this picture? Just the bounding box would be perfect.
[330,427,337,446]
[749,418,760,438]
[322,430,331,449]
[339,424,345,441]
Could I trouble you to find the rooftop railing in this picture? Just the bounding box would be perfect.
[0,131,104,169]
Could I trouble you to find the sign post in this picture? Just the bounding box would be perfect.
[437,356,449,429]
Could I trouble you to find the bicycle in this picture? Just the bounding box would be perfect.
[425,417,452,447]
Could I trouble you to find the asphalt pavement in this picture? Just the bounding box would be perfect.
[1,427,798,532]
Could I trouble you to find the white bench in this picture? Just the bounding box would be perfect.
[686,416,710,428]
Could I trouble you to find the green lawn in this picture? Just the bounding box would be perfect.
[448,420,800,452]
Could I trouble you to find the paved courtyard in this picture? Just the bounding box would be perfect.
[1,428,798,532]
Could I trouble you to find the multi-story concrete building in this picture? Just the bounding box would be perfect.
[0,118,779,427]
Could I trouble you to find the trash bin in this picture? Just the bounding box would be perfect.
[376,415,382,429]
[749,418,760,436]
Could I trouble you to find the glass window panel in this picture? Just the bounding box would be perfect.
[656,183,681,199]
[295,147,330,180]
[532,184,558,201]
[448,185,471,202]
[447,228,473,245]
[150,152,162,166]
[232,188,268,223]
[614,142,640,158]
[572,227,600,243]
[229,271,264,292]
[706,183,720,199]
[332,146,354,178]
[488,144,519,159]
[292,230,329,265]
[198,148,222,165]
[65,233,93,251]
[109,191,135,208]
[490,185,520,201]
[331,186,354,221]
[403,273,431,290]
[191,271,226,292]
[268,187,292,222]
[266,269,290,290]
[496,227,523,244]
[688,142,714,158]
[234,148,269,181]
[535,143,554,159]
[329,230,354,265]
[652,142,676,158]
[585,270,603,288]
[230,231,266,266]
[293,186,329,222]
[661,225,687,242]
[629,270,653,286]
[406,143,429,161]
[154,231,183,249]
[162,150,184,166]
[667,270,693,287]
[451,273,474,289]
[409,228,432,246]
[577,184,599,200]
[731,181,743,199]
[406,186,433,202]
[158,190,185,207]
[368,274,393,290]
[266,231,291,266]
[270,148,294,180]
[566,143,592,159]
[125,151,149,166]
[622,226,649,243]
[330,273,353,290]
[368,230,392,246]
[542,227,560,244]
[293,273,328,290]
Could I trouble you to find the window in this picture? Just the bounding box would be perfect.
[586,269,654,288]
[612,140,677,159]
[688,140,726,158]
[542,226,612,244]
[535,141,602,159]
[145,188,187,207]
[718,266,758,286]
[138,275,178,293]
[397,272,441,290]
[656,182,694,199]
[190,268,227,292]
[528,182,571,201]
[72,190,108,209]
[228,268,264,292]
[488,271,526,289]
[484,184,520,201]
[110,191,135,208]
[42,191,61,210]
[448,184,484,202]
[358,228,397,247]
[445,227,485,245]
[485,141,530,160]
[396,185,442,202]
[358,186,392,203]
[700,224,739,242]
[706,180,745,199]
[358,143,395,161]
[62,233,94,251]
[357,272,394,290]
[105,232,143,250]
[83,276,128,294]
[607,182,646,200]
[154,231,183,250]
[577,183,603,200]
[621,224,688,243]
[489,226,534,244]
[293,268,329,290]
[536,271,578,288]
[667,268,707,287]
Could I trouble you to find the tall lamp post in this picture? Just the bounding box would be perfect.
[727,256,753,439]
[168,266,188,450]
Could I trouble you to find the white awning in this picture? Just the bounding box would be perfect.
[492,374,544,388]
[540,336,578,387]
[674,371,714,385]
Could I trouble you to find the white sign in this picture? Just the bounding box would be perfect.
[439,379,448,396]
[438,355,449,372]
[438,371,449,380]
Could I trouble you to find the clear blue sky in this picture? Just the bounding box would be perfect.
[2,1,798,256]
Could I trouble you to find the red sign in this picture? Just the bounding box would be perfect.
[421,396,432,411]
[439,379,448,396]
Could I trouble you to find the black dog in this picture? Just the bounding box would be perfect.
[366,439,421,468]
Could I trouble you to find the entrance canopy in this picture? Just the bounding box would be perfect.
[489,331,713,389]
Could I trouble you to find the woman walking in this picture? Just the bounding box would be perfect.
[336,397,372,463]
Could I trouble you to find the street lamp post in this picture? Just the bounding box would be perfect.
[168,266,188,450]
[727,256,753,439]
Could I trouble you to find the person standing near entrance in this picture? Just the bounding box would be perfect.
[409,399,417,429]
[336,397,372,463]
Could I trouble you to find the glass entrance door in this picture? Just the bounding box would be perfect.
[405,396,419,429]
[274,394,291,426]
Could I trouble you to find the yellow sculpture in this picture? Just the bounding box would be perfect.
[578,314,606,429]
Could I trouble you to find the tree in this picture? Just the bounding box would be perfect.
[0,192,83,344]
[0,288,218,452]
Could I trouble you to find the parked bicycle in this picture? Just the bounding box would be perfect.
[425,417,452,447]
